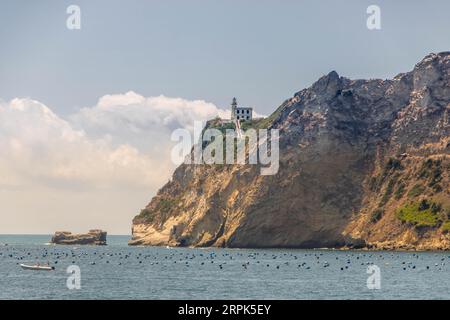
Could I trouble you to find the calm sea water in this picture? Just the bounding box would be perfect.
[0,235,449,300]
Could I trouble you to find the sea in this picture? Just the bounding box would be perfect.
[0,235,449,300]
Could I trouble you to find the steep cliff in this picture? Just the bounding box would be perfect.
[130,52,450,250]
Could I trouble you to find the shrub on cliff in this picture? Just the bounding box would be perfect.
[396,199,443,228]
[385,158,403,171]
[442,221,450,234]
[418,159,443,188]
[394,182,406,200]
[408,184,425,198]
[371,208,384,222]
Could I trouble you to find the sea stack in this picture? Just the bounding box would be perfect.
[51,229,107,245]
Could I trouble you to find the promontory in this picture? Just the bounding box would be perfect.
[130,52,449,250]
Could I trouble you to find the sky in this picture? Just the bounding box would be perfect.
[0,0,449,234]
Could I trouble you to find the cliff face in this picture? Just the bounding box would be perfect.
[51,230,107,245]
[130,52,450,250]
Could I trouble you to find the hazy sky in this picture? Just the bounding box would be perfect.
[0,0,449,234]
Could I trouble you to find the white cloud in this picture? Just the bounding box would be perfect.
[0,93,231,234]
[73,91,229,132]
[0,97,163,191]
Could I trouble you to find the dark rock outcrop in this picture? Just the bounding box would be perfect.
[51,230,107,245]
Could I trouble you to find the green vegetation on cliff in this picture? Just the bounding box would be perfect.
[396,199,444,228]
[442,221,450,233]
[418,159,443,192]
[408,184,425,198]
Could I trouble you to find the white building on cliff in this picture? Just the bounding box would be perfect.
[230,97,252,121]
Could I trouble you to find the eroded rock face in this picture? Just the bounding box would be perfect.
[51,230,107,245]
[130,52,449,250]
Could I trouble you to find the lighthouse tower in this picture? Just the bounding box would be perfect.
[231,97,237,120]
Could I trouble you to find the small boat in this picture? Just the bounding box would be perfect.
[20,264,55,271]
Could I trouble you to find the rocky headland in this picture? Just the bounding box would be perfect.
[130,52,449,250]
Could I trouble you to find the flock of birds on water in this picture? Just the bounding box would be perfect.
[0,244,449,273]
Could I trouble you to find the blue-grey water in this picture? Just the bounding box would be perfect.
[0,235,449,300]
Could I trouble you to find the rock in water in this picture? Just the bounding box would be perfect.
[51,230,107,245]
[130,52,449,250]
